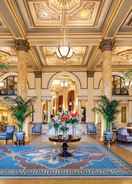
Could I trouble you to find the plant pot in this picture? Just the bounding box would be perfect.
[104,131,113,144]
[15,131,25,145]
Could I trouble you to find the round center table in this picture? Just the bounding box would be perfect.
[49,136,81,157]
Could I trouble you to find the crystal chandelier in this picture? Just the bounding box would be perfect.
[50,0,80,10]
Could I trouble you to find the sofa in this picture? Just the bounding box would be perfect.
[117,128,132,142]
[32,123,43,134]
[0,125,15,144]
[86,122,96,134]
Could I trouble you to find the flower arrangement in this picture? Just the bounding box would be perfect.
[50,111,79,138]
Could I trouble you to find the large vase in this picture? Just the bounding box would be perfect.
[15,131,25,145]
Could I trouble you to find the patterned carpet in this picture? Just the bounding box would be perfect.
[0,143,131,178]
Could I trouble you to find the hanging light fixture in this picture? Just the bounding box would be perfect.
[56,46,73,60]
[56,24,74,60]
[55,0,76,60]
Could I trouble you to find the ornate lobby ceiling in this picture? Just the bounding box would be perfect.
[36,46,88,65]
[17,0,108,28]
[0,0,131,71]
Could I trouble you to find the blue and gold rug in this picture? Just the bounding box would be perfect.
[0,144,131,178]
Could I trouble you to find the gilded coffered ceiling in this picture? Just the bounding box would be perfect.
[0,0,131,71]
[37,47,88,66]
[16,0,112,29]
[27,0,100,27]
[119,10,132,32]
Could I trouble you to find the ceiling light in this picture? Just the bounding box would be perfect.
[56,46,73,60]
[80,9,90,19]
[60,80,68,87]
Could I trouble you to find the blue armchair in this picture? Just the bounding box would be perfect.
[117,128,132,142]
[0,125,15,144]
[86,122,96,134]
[32,123,43,134]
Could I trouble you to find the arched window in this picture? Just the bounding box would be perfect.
[0,76,17,95]
[112,75,128,95]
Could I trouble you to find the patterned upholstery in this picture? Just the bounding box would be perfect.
[86,122,96,134]
[0,125,15,144]
[32,123,43,134]
[117,128,132,142]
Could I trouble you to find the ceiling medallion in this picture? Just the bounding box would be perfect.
[50,0,80,10]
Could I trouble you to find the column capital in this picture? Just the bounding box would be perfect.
[99,39,115,52]
[87,71,94,78]
[34,71,42,78]
[15,39,30,52]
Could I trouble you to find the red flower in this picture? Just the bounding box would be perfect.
[61,114,70,122]
[70,112,78,117]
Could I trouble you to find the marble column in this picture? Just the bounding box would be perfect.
[128,100,132,122]
[99,39,114,140]
[99,39,114,100]
[48,100,51,123]
[15,39,30,100]
[63,88,68,111]
[33,71,43,123]
[87,72,94,122]
[15,39,30,141]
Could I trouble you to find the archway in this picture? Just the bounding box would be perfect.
[44,72,80,116]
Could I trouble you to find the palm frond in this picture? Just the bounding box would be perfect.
[93,95,119,130]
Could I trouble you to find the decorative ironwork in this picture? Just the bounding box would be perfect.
[112,75,128,95]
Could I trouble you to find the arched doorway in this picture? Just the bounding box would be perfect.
[50,77,77,114]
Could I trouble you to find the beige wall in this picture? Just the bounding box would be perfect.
[0,71,131,125]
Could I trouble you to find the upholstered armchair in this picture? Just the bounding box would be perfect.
[117,128,132,142]
[86,122,97,134]
[32,123,43,134]
[0,125,15,144]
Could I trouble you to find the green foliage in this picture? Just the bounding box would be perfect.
[54,122,60,130]
[66,118,78,125]
[4,96,35,131]
[0,63,9,69]
[60,125,69,134]
[124,70,132,81]
[93,96,119,130]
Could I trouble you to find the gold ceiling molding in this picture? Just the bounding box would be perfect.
[114,47,132,62]
[39,46,86,66]
[119,9,132,32]
[49,0,80,10]
[20,0,103,27]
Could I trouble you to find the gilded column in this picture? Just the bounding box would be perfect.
[99,39,114,100]
[34,71,43,123]
[15,39,30,142]
[15,39,30,100]
[87,72,94,122]
[99,39,114,140]
[48,99,51,123]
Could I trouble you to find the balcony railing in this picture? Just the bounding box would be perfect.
[112,87,128,95]
[0,89,17,96]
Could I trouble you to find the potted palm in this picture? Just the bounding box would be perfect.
[4,96,35,145]
[93,96,119,143]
